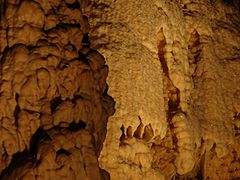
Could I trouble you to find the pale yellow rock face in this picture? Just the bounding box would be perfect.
[0,0,240,179]
[84,0,240,179]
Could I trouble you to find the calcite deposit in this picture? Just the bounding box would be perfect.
[0,0,114,179]
[0,0,240,179]
[84,0,240,179]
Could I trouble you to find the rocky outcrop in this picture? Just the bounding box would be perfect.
[0,0,114,179]
[0,0,240,179]
[84,0,240,179]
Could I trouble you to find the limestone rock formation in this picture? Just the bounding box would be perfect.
[84,0,240,179]
[0,0,114,179]
[0,0,240,179]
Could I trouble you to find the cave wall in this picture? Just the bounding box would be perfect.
[0,0,240,179]
[84,0,240,179]
[0,0,114,179]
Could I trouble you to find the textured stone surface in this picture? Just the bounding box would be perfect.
[0,0,114,179]
[0,0,240,179]
[84,0,240,179]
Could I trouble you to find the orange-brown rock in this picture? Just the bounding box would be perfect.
[0,0,114,179]
[0,0,240,179]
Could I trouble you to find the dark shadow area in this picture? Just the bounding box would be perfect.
[0,127,51,179]
[0,150,30,180]
[29,127,52,158]
[82,34,91,48]
[67,1,80,9]
[56,148,71,157]
[50,97,63,113]
[68,120,86,131]
[78,51,90,64]
[168,91,180,118]
[57,23,81,29]
[14,93,20,127]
